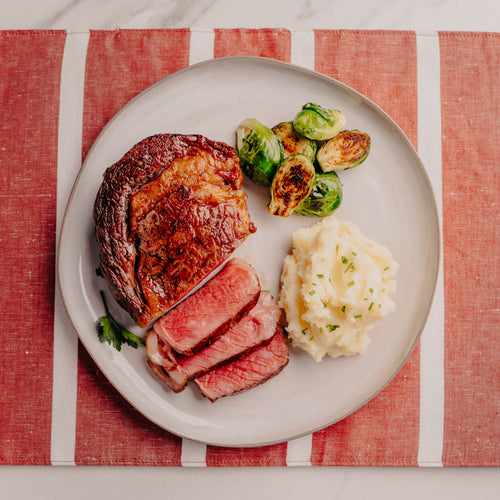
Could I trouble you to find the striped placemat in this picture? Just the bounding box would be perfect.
[0,29,498,466]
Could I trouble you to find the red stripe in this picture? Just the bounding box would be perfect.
[311,350,420,466]
[311,30,420,466]
[81,29,191,159]
[0,30,66,465]
[206,443,288,467]
[314,30,418,148]
[439,32,500,467]
[75,345,182,465]
[75,29,190,465]
[202,28,292,466]
[214,28,291,61]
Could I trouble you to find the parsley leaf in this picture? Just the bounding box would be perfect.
[97,291,145,351]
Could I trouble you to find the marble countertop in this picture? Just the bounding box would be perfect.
[0,1,498,499]
[1,0,499,32]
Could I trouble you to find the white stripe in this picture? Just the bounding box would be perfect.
[285,30,316,467]
[181,439,207,467]
[416,32,445,467]
[51,31,90,466]
[291,30,315,70]
[189,28,215,65]
[286,435,313,466]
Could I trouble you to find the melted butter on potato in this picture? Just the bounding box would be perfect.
[279,216,398,361]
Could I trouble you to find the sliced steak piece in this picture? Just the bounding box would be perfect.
[153,259,261,356]
[147,291,280,392]
[194,327,289,403]
[145,328,176,370]
[94,134,256,328]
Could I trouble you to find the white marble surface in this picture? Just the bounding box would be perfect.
[0,0,499,499]
[0,0,499,32]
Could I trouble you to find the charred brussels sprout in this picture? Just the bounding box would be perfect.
[268,154,315,217]
[272,121,317,163]
[236,118,284,185]
[317,130,371,172]
[295,171,343,217]
[292,103,345,141]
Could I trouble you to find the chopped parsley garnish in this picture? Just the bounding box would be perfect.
[327,324,340,331]
[317,274,324,279]
[344,261,355,273]
[341,305,346,313]
[354,314,362,319]
[369,287,374,294]
[347,281,355,287]
[368,302,374,311]
[341,256,348,264]
[309,290,316,295]
[97,291,145,351]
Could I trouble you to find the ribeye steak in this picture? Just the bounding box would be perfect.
[93,134,256,327]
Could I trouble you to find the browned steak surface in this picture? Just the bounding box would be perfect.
[94,134,256,327]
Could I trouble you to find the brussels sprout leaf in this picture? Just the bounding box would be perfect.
[97,291,145,351]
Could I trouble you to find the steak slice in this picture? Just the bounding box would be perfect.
[153,258,261,356]
[194,327,289,402]
[93,134,256,328]
[146,291,280,392]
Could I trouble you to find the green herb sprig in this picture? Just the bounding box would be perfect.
[97,291,145,351]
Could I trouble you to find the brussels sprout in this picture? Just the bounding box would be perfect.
[271,121,317,163]
[268,154,315,217]
[317,130,371,172]
[295,171,343,217]
[292,103,345,141]
[236,118,284,185]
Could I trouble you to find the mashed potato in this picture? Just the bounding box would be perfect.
[279,216,398,360]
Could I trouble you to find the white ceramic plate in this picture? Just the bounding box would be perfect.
[58,56,439,447]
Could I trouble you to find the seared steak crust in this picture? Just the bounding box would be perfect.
[94,134,256,327]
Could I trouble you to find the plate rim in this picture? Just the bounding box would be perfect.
[57,55,441,447]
